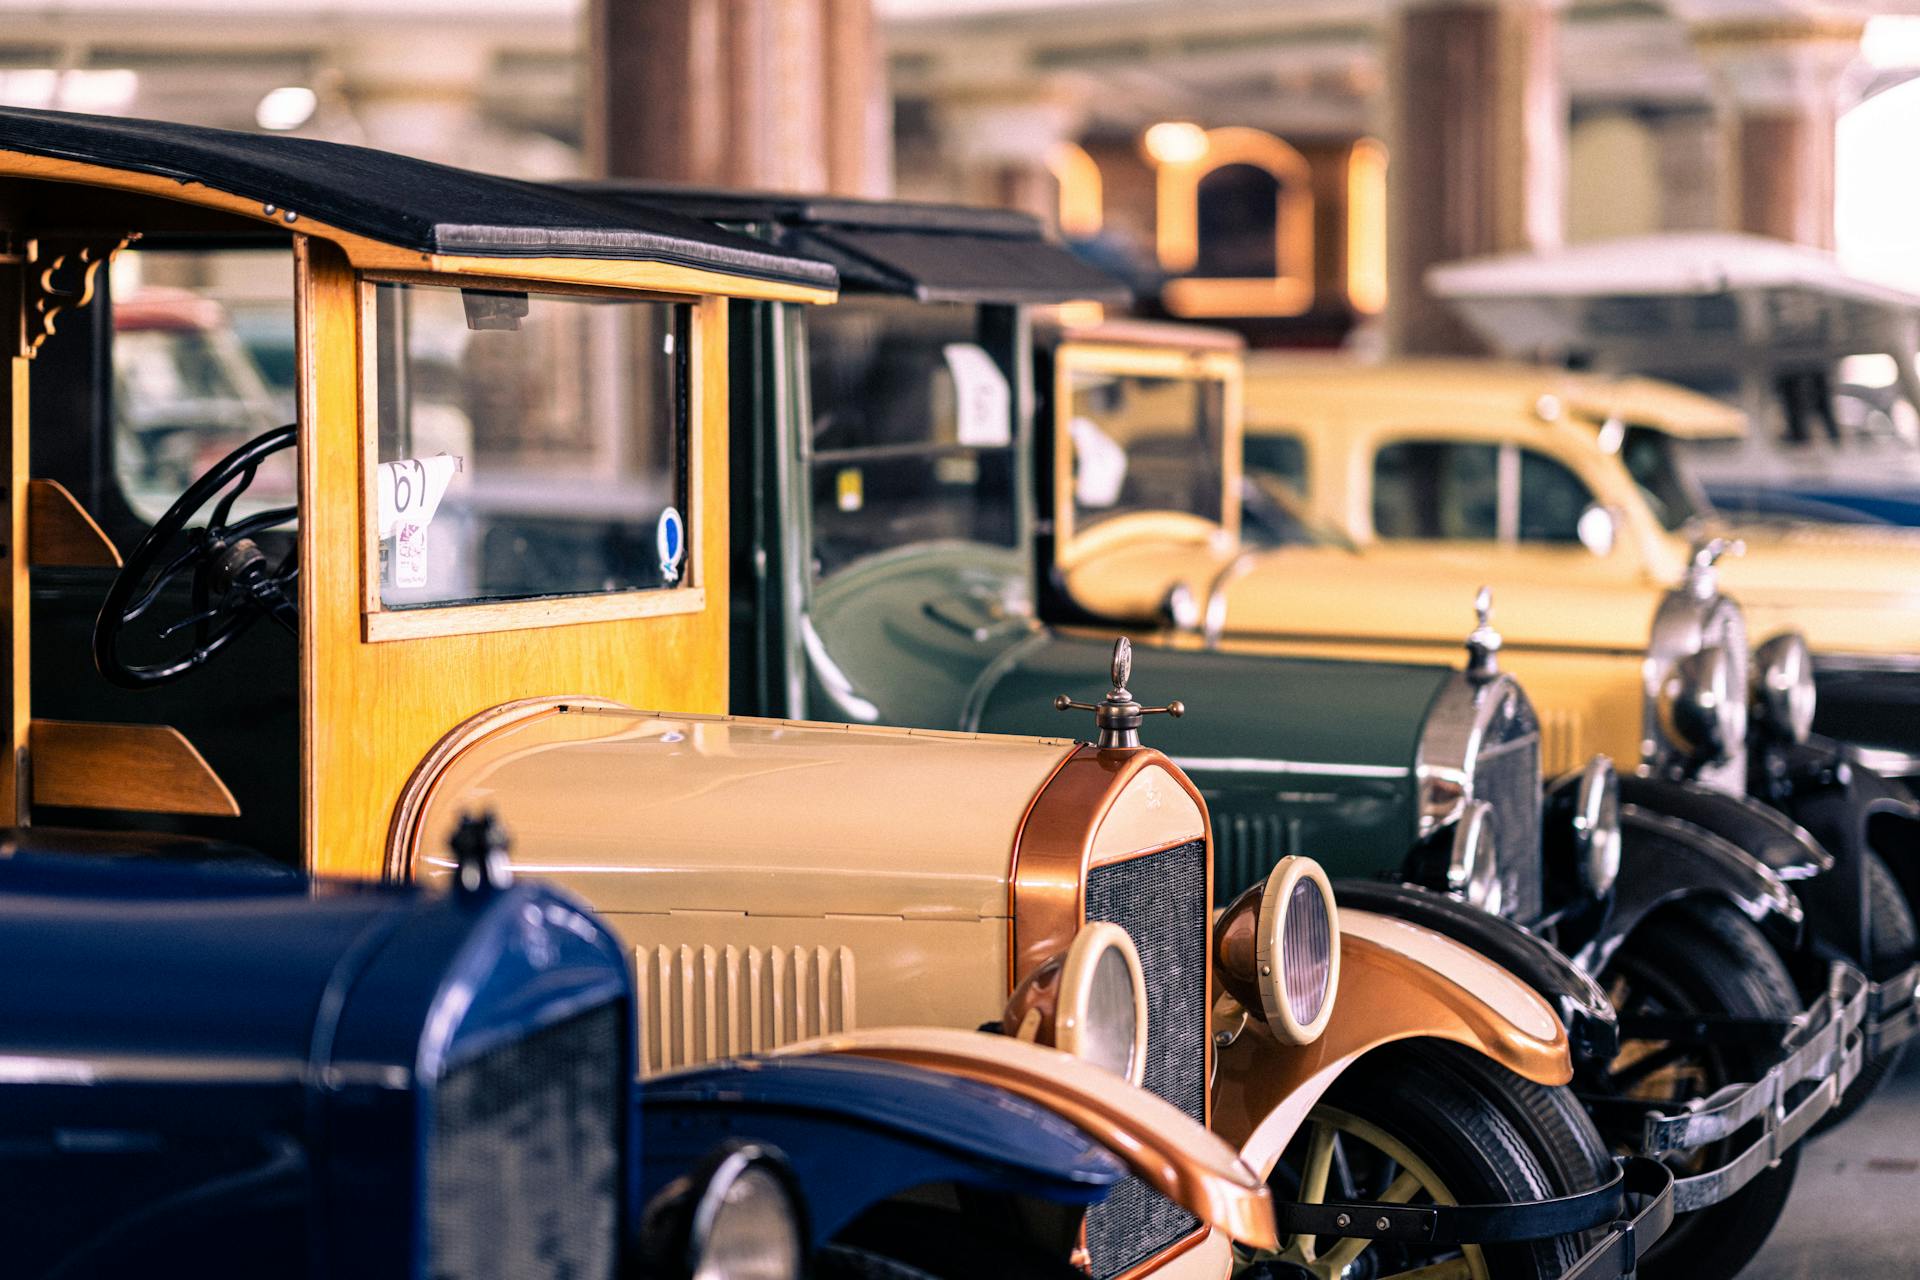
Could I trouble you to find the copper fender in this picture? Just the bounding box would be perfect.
[777,1026,1278,1251]
[1214,909,1572,1180]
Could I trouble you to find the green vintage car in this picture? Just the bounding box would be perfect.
[574,186,1897,1280]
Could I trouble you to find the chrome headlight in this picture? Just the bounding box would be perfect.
[1003,921,1149,1085]
[1213,856,1340,1045]
[644,1142,806,1280]
[1547,756,1621,899]
[1753,632,1816,745]
[1658,644,1745,763]
[1448,799,1502,913]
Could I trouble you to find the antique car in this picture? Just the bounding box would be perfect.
[1236,355,1920,790]
[0,111,1670,1280]
[1428,230,1920,528]
[0,108,1289,1280]
[0,821,1160,1280]
[1061,339,1920,1118]
[563,184,1822,1278]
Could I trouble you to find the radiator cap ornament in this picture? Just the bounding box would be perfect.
[1685,535,1744,601]
[451,810,513,897]
[1465,586,1502,683]
[1054,637,1185,749]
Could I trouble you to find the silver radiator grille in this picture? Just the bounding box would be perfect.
[1475,698,1543,923]
[1082,840,1209,1279]
[428,1000,622,1280]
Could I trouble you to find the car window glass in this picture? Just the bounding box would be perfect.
[1243,432,1307,495]
[1620,425,1708,532]
[108,247,296,526]
[1067,367,1226,532]
[807,298,1016,580]
[370,281,690,610]
[1517,449,1591,543]
[1371,440,1497,539]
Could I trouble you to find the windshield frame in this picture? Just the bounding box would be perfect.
[357,269,712,643]
[1617,421,1713,534]
[1049,338,1244,569]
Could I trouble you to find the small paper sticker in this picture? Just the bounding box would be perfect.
[944,343,1012,447]
[1070,416,1129,509]
[394,520,428,588]
[656,506,686,584]
[837,467,864,513]
[377,454,462,541]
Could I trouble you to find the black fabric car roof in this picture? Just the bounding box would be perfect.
[568,180,1130,306]
[0,107,837,291]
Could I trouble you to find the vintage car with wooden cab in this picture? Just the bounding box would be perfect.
[0,822,1165,1280]
[0,111,1668,1280]
[565,183,1852,1278]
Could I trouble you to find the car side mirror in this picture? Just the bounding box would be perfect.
[1576,503,1617,557]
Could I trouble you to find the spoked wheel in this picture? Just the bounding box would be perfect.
[1250,1043,1584,1280]
[1592,898,1802,1280]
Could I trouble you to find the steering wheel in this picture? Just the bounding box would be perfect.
[94,423,299,689]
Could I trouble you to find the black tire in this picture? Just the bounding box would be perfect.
[1421,1041,1617,1256]
[1279,1040,1583,1278]
[1817,848,1915,1132]
[1597,897,1803,1280]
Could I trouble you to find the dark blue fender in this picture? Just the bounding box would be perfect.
[637,1055,1125,1246]
[1333,880,1620,1062]
[1573,807,1803,975]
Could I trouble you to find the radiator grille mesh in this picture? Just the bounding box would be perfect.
[427,1001,622,1280]
[1082,840,1208,1278]
[1475,693,1543,923]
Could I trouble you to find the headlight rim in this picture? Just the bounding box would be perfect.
[1255,856,1341,1046]
[646,1140,808,1280]
[1572,755,1622,899]
[1658,642,1745,764]
[1053,920,1150,1087]
[1448,798,1503,913]
[1753,631,1816,746]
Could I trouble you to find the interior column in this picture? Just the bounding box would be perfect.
[1385,0,1566,354]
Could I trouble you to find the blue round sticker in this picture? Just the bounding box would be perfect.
[657,507,685,583]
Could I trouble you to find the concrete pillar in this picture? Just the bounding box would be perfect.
[1690,18,1865,248]
[587,0,889,195]
[1385,0,1566,355]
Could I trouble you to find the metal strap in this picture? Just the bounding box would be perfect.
[1576,963,1871,1212]
[1866,962,1920,1058]
[1561,1160,1678,1280]
[1272,1157,1629,1246]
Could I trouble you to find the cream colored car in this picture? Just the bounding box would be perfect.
[1236,357,1920,780]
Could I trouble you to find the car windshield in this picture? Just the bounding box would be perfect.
[370,282,691,610]
[806,297,1018,580]
[1619,424,1710,532]
[1067,367,1226,531]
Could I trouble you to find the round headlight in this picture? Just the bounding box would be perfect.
[1753,632,1816,745]
[1002,921,1149,1085]
[1659,644,1745,763]
[1254,857,1341,1045]
[643,1142,806,1280]
[1572,757,1621,898]
[1448,799,1502,913]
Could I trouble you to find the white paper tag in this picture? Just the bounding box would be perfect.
[943,343,1012,447]
[394,520,428,588]
[1071,416,1129,509]
[377,454,462,541]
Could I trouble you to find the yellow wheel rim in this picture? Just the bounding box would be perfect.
[1241,1103,1490,1280]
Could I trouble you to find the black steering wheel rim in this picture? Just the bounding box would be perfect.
[93,423,299,689]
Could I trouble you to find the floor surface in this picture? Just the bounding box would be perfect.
[1741,1048,1920,1277]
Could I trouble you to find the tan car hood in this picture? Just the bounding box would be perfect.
[409,706,1079,921]
[1713,521,1920,654]
[1121,543,1662,653]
